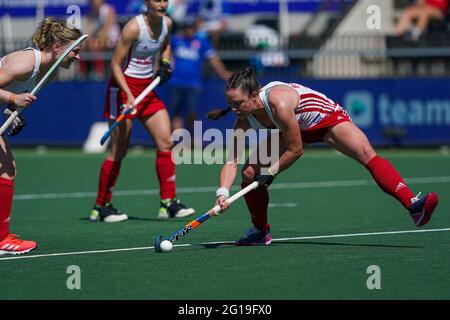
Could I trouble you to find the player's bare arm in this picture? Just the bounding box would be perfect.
[268,86,303,175]
[160,15,173,62]
[217,118,251,211]
[0,51,37,107]
[209,55,232,81]
[154,15,173,86]
[99,6,116,39]
[221,117,251,189]
[111,18,140,105]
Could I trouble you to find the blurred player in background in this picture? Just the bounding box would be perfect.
[395,0,449,41]
[197,0,230,48]
[81,0,120,80]
[166,0,188,33]
[0,17,82,255]
[90,0,195,222]
[169,15,231,133]
[210,67,439,246]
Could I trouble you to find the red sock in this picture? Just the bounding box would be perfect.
[241,181,270,232]
[365,155,414,209]
[156,151,176,199]
[95,159,121,206]
[0,178,14,241]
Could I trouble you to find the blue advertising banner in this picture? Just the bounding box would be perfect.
[194,77,450,147]
[186,0,350,14]
[308,79,450,146]
[0,0,350,17]
[0,0,89,17]
[4,78,450,147]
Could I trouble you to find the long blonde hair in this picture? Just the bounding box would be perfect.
[32,17,82,50]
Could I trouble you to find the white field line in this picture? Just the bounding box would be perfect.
[13,176,450,201]
[268,203,298,208]
[0,227,449,261]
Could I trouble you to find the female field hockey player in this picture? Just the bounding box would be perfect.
[210,67,439,246]
[0,18,83,255]
[90,0,195,222]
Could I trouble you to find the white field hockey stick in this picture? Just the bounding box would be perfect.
[99,76,161,145]
[154,181,259,252]
[0,34,88,136]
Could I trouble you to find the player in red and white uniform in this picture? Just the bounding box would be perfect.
[245,81,351,143]
[210,67,439,246]
[0,17,82,255]
[91,0,195,222]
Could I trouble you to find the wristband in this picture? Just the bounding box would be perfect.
[8,93,16,105]
[216,187,230,199]
[161,58,171,65]
[267,168,276,177]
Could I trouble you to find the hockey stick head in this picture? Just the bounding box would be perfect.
[155,182,260,251]
[154,234,163,253]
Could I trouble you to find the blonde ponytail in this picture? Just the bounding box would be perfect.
[32,17,82,50]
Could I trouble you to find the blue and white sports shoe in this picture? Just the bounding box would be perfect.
[235,227,272,246]
[409,192,439,227]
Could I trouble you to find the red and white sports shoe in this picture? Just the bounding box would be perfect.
[409,192,439,227]
[235,226,272,246]
[0,234,37,256]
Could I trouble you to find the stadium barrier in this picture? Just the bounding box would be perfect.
[5,77,450,148]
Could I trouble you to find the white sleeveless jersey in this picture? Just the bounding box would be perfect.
[247,81,343,131]
[0,48,41,102]
[122,14,168,79]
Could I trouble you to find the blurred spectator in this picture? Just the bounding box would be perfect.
[169,15,231,132]
[125,0,146,15]
[82,0,120,79]
[167,0,188,33]
[197,0,231,48]
[395,0,449,41]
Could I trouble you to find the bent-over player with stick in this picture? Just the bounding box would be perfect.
[210,67,439,246]
[0,17,83,255]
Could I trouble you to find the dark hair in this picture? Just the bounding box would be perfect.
[207,67,260,120]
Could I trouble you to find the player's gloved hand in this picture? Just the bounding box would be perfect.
[3,108,26,136]
[156,59,172,85]
[254,169,276,188]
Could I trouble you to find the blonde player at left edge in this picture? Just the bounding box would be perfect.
[0,17,84,256]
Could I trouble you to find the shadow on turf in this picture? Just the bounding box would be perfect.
[183,241,422,251]
[274,241,422,249]
[128,216,190,222]
[79,216,189,222]
[192,242,235,249]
